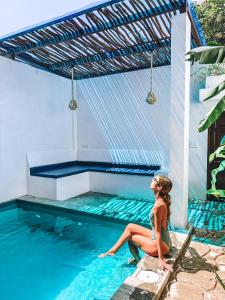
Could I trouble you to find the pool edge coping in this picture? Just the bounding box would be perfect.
[111,225,194,300]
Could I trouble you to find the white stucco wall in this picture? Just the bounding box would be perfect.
[169,12,191,228]
[188,63,218,201]
[77,66,171,170]
[0,56,75,203]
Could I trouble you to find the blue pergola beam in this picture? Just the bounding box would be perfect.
[0,1,185,56]
[50,38,170,70]
[187,0,206,46]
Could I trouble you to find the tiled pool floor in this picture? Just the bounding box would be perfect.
[18,192,152,225]
[18,192,225,246]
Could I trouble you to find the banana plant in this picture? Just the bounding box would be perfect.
[207,136,225,198]
[187,46,225,65]
[186,46,225,199]
[186,46,225,132]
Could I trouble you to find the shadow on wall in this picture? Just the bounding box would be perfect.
[77,66,171,168]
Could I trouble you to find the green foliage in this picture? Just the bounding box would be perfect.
[207,188,225,198]
[191,64,225,82]
[198,95,225,132]
[203,80,225,101]
[194,0,225,46]
[186,46,225,132]
[209,160,225,194]
[186,46,225,65]
[186,3,225,199]
[209,136,225,163]
[208,136,225,198]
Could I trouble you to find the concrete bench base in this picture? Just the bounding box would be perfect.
[28,171,155,200]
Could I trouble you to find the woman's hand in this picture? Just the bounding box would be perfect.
[98,251,115,258]
[159,258,173,272]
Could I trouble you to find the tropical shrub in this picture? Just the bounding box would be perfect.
[208,136,225,198]
[186,46,225,199]
[194,0,225,46]
[186,46,225,132]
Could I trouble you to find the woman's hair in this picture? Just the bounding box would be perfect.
[155,175,172,220]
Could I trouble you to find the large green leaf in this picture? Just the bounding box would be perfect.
[203,80,225,101]
[209,136,225,163]
[207,189,225,199]
[210,160,225,191]
[186,46,225,65]
[209,145,225,163]
[198,95,225,132]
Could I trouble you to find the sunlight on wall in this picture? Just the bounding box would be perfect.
[77,66,171,167]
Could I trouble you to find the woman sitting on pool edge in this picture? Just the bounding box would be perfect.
[99,175,173,272]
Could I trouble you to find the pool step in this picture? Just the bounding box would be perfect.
[111,228,193,300]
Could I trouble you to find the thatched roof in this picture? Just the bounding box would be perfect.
[0,0,205,80]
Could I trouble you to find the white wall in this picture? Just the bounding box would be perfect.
[0,56,75,202]
[77,66,171,169]
[188,63,215,201]
[169,12,191,228]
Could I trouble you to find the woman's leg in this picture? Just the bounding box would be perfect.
[99,223,152,257]
[108,223,152,253]
[131,234,169,256]
[128,239,141,263]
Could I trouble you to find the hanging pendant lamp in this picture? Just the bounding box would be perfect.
[146,52,157,105]
[68,68,78,110]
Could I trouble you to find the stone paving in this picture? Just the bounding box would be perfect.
[113,239,225,300]
[112,231,190,300]
[162,241,225,300]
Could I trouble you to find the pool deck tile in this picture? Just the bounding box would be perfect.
[162,241,225,300]
[112,231,191,300]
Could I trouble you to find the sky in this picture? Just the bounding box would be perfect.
[0,0,204,38]
[0,0,100,37]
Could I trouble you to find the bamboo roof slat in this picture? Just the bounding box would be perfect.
[0,0,205,80]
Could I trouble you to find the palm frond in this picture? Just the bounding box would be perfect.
[209,145,225,163]
[203,80,225,101]
[198,95,225,132]
[186,46,225,65]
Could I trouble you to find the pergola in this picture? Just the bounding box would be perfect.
[0,0,205,80]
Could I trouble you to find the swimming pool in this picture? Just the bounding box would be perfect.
[0,203,136,300]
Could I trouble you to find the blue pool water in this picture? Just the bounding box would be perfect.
[0,205,136,300]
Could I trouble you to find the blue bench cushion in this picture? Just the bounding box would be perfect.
[30,161,160,179]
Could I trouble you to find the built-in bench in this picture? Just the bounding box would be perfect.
[30,161,160,178]
[28,160,162,201]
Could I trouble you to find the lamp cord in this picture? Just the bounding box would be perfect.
[150,53,153,92]
[71,68,74,99]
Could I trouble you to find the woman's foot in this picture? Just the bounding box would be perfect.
[98,251,115,258]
